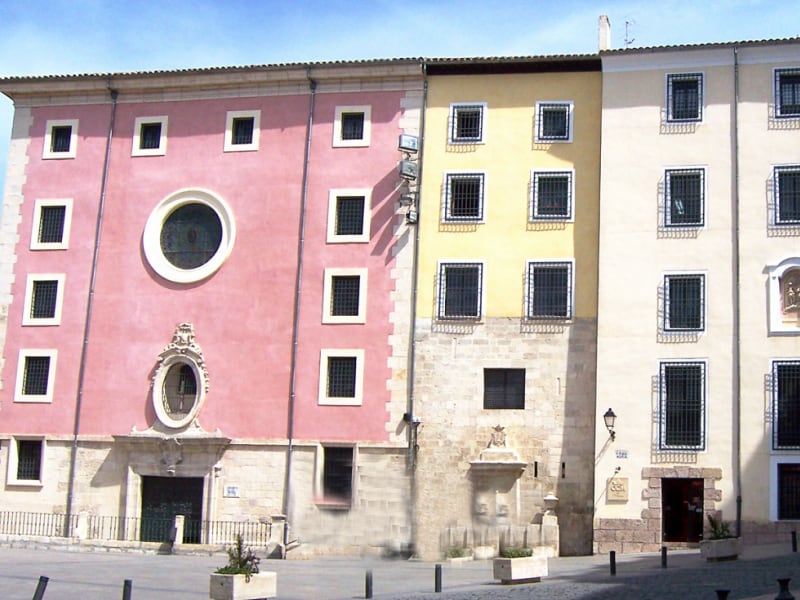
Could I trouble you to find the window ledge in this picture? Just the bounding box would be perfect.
[315,498,351,511]
[6,480,43,488]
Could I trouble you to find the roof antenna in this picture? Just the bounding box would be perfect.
[624,20,636,47]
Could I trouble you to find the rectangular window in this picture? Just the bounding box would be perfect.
[16,439,42,481]
[322,268,367,324]
[132,116,168,156]
[535,102,572,142]
[484,368,525,409]
[224,110,260,152]
[774,166,800,225]
[23,274,65,326]
[526,261,573,320]
[140,123,162,149]
[776,69,800,118]
[318,349,364,405]
[773,361,800,449]
[437,263,483,320]
[14,350,57,403]
[779,463,800,519]
[31,199,72,250]
[43,119,78,159]
[323,446,353,506]
[659,362,705,450]
[449,103,485,143]
[665,168,704,227]
[443,173,485,222]
[664,274,705,332]
[667,73,703,122]
[531,171,573,220]
[333,105,371,147]
[327,189,370,243]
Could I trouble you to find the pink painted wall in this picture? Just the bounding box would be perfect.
[2,89,406,443]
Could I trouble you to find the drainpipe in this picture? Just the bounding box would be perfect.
[731,46,742,538]
[281,67,316,553]
[404,60,428,553]
[65,83,118,527]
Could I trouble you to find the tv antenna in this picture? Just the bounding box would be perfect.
[624,20,636,47]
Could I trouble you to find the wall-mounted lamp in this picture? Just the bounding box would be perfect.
[399,193,415,207]
[405,208,418,224]
[603,408,617,441]
[398,134,419,154]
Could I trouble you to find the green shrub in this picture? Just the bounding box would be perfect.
[445,547,470,559]
[706,514,734,540]
[215,533,261,582]
[500,546,533,559]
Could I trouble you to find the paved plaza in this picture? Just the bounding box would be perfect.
[0,542,799,599]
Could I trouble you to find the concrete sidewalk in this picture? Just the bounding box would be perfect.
[0,543,798,599]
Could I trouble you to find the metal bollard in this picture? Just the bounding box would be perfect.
[661,546,667,568]
[434,563,442,593]
[365,569,373,599]
[122,579,133,600]
[776,577,795,600]
[793,531,797,553]
[32,576,49,600]
[609,550,616,576]
[715,591,730,599]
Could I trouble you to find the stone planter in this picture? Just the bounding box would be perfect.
[209,572,277,600]
[699,538,741,562]
[492,555,548,584]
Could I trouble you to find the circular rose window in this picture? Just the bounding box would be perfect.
[143,189,235,283]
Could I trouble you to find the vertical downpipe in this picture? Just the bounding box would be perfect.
[731,46,743,537]
[65,84,118,526]
[281,68,316,552]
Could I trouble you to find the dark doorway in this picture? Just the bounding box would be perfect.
[141,476,203,543]
[662,478,704,542]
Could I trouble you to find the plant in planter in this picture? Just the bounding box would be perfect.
[210,534,277,600]
[699,514,741,562]
[493,546,548,584]
[444,546,473,562]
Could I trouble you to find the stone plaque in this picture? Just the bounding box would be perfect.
[606,477,628,502]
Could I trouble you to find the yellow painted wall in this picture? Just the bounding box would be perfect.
[418,71,601,319]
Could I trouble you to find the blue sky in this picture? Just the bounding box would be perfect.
[0,0,798,191]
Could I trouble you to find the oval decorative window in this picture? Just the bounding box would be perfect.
[152,323,209,429]
[143,188,235,284]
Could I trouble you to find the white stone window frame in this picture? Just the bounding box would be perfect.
[662,271,707,334]
[448,102,487,144]
[314,443,357,509]
[663,166,707,229]
[131,116,168,157]
[22,273,65,326]
[322,268,368,324]
[318,349,365,406]
[224,110,261,152]
[773,67,800,120]
[768,256,800,335]
[333,105,371,148]
[326,188,371,244]
[530,169,575,222]
[42,119,79,159]
[436,259,486,321]
[6,436,45,487]
[142,188,237,284]
[772,164,800,227]
[524,259,575,321]
[30,198,73,250]
[442,171,487,223]
[770,455,800,521]
[534,101,574,143]
[14,349,58,403]
[665,72,704,124]
[657,359,708,452]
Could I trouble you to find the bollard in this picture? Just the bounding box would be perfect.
[661,546,667,569]
[609,550,616,576]
[434,563,442,593]
[776,577,795,600]
[122,579,132,600]
[715,591,730,599]
[365,569,373,599]
[793,531,797,553]
[32,576,49,600]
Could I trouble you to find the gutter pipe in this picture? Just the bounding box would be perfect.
[732,46,743,538]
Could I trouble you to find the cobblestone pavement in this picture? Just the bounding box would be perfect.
[0,543,799,599]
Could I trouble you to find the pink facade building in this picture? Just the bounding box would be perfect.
[0,61,422,554]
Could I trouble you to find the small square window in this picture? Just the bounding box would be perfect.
[224,110,261,152]
[321,446,354,508]
[449,103,485,143]
[774,166,800,225]
[333,106,371,147]
[531,171,573,220]
[322,268,368,324]
[443,173,485,222]
[778,463,800,519]
[659,361,705,450]
[23,274,65,326]
[327,189,371,243]
[132,116,168,156]
[7,438,45,486]
[663,274,705,332]
[665,168,705,227]
[318,349,364,405]
[535,102,572,142]
[484,368,525,409]
[526,261,573,320]
[14,350,57,403]
[667,73,703,122]
[773,361,800,450]
[775,69,800,118]
[43,119,78,159]
[31,199,72,250]
[437,262,483,320]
